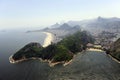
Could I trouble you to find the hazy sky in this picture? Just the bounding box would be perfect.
[0,0,120,29]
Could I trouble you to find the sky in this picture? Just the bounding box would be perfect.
[0,0,120,29]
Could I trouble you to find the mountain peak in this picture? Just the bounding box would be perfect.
[97,16,105,21]
[61,23,70,27]
[59,23,71,29]
[51,23,60,28]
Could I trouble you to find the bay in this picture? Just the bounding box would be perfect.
[0,30,52,80]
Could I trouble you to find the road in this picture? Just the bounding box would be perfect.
[48,51,120,80]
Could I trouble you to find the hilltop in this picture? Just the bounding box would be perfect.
[9,31,94,66]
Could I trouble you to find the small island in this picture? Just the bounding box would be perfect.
[9,31,95,67]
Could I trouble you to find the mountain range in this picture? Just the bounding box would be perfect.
[27,17,120,35]
[67,17,120,34]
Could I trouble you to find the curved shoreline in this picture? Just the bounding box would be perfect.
[9,31,73,67]
[87,48,104,52]
[9,55,73,67]
[9,31,84,67]
[42,32,54,47]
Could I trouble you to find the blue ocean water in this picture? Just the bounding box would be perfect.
[0,30,52,80]
[0,29,120,80]
[0,30,46,54]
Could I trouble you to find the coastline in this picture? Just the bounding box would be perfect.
[9,55,73,67]
[9,31,73,67]
[108,54,120,64]
[87,48,104,52]
[42,32,54,47]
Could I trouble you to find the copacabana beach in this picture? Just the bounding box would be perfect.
[42,32,54,47]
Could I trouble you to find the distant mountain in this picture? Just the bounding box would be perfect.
[49,23,81,33]
[51,23,60,28]
[96,17,120,22]
[68,17,120,27]
[67,17,120,34]
[85,17,120,30]
[42,27,49,31]
[67,19,95,27]
[57,23,71,30]
[73,25,81,29]
[54,23,81,29]
[42,23,81,40]
[70,25,81,33]
[26,17,120,35]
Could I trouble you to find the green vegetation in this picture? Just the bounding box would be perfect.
[109,38,120,60]
[53,45,73,62]
[13,43,43,60]
[58,31,94,53]
[12,31,95,63]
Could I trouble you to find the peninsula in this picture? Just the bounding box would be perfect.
[9,22,95,67]
[9,31,94,66]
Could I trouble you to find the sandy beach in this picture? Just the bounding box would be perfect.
[9,31,75,67]
[87,48,104,52]
[42,32,54,47]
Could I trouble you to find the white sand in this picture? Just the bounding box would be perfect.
[87,48,104,52]
[42,32,54,47]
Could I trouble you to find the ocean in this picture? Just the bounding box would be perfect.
[1,29,119,80]
[0,29,52,80]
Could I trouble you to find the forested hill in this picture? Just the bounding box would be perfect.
[109,38,120,60]
[12,31,94,64]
